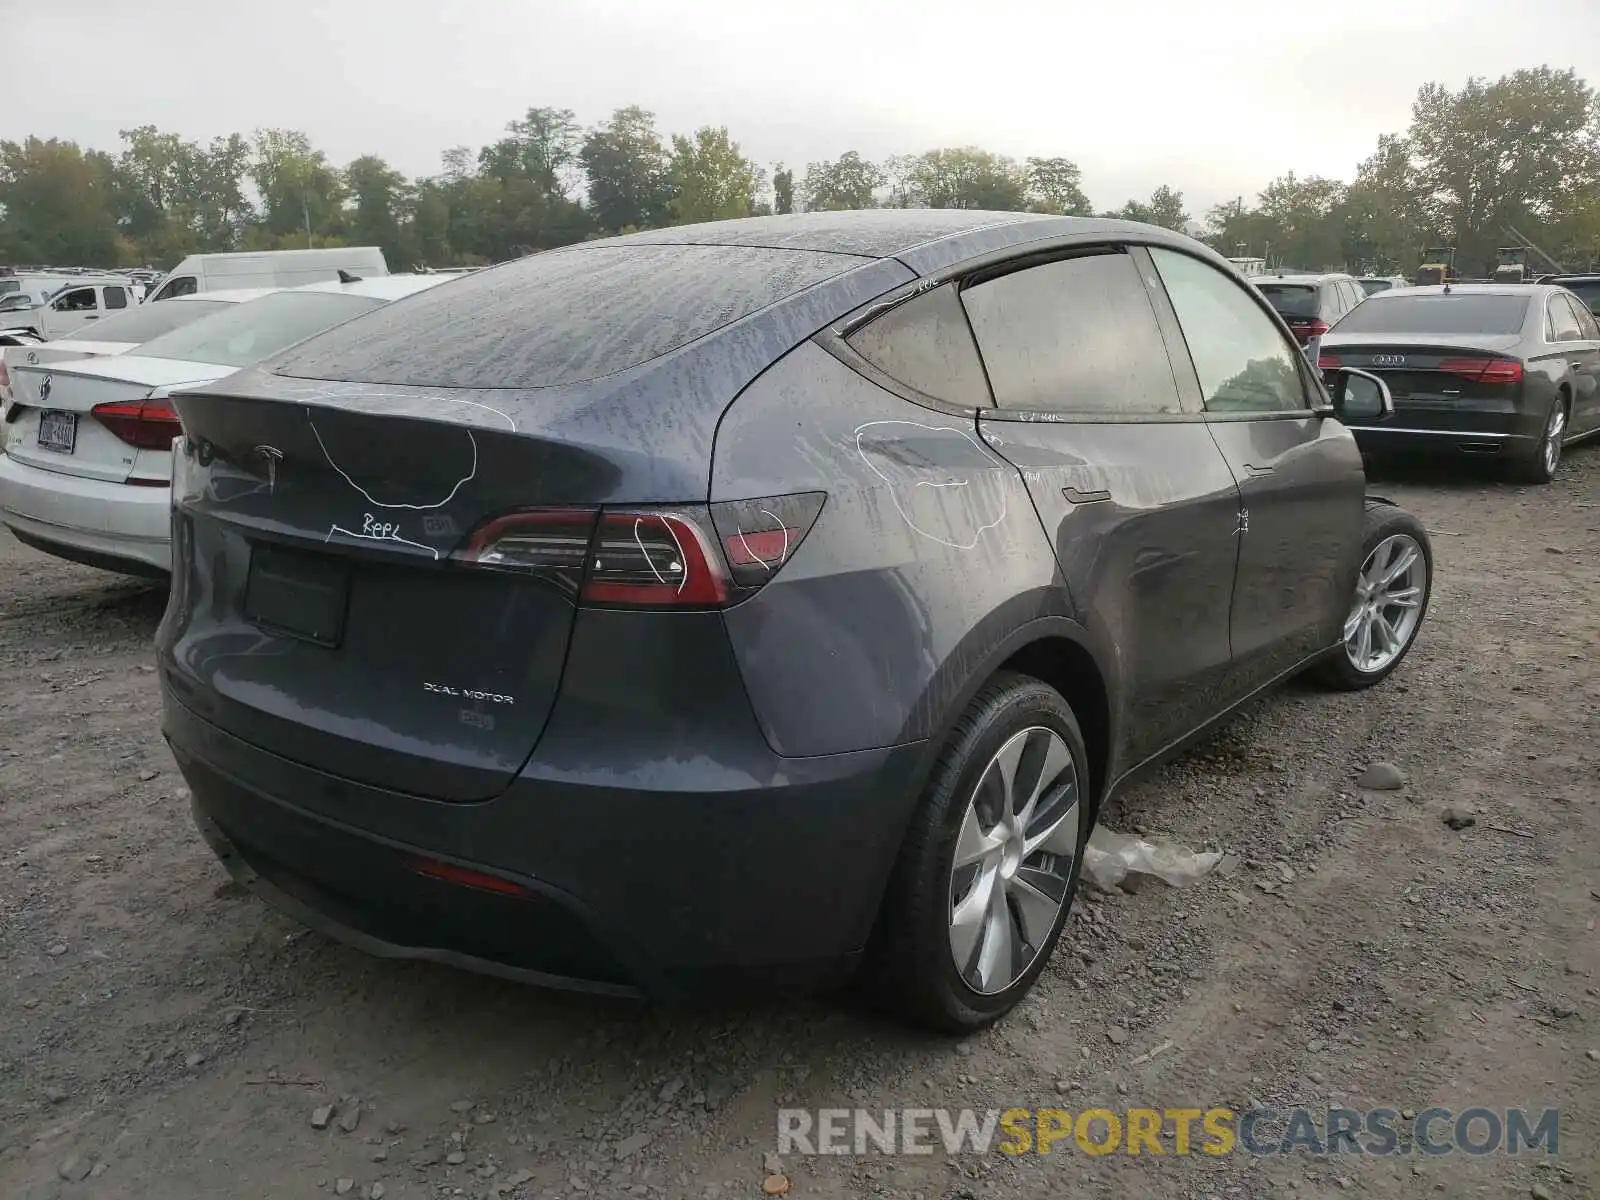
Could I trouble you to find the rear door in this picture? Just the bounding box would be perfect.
[1147,246,1367,696]
[1556,294,1600,434]
[963,245,1243,767]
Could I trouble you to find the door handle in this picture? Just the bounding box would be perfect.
[1242,463,1274,476]
[1062,486,1112,505]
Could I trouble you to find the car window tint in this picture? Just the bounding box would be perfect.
[1255,283,1319,320]
[73,298,232,343]
[1149,248,1308,414]
[1549,295,1584,341]
[55,287,96,312]
[1332,294,1530,336]
[136,291,383,368]
[153,276,197,301]
[104,286,128,310]
[958,252,1182,415]
[844,283,990,407]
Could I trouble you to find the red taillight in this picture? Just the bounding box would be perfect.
[1436,357,1523,384]
[92,395,182,449]
[1304,320,1331,337]
[407,857,531,898]
[454,492,826,609]
[1317,353,1341,370]
[582,511,729,607]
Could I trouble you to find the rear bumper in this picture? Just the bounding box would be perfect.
[0,451,170,575]
[1346,409,1543,458]
[163,690,928,999]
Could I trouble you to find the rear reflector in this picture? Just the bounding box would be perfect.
[408,857,532,898]
[455,492,826,609]
[1436,357,1523,384]
[92,395,183,450]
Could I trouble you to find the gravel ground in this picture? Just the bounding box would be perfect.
[2,445,1597,1200]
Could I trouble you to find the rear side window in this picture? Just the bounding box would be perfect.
[104,286,128,310]
[271,244,857,389]
[1572,296,1600,340]
[843,283,989,407]
[959,252,1182,415]
[1333,294,1529,336]
[1256,284,1319,319]
[1548,295,1584,341]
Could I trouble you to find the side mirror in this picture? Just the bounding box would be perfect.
[1325,367,1394,423]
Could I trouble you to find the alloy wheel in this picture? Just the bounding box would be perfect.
[948,726,1080,995]
[1543,404,1566,476]
[1344,533,1427,674]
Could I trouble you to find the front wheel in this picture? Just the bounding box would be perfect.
[866,672,1091,1033]
[1312,502,1432,691]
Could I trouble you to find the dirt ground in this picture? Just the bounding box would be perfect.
[2,445,1597,1200]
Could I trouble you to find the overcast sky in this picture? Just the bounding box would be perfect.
[8,0,1600,217]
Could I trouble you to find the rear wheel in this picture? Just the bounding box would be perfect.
[1507,396,1567,484]
[866,672,1090,1033]
[1312,502,1431,691]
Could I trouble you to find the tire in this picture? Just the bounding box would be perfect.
[865,671,1092,1034]
[1506,395,1567,485]
[1312,501,1432,691]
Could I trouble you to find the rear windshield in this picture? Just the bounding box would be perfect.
[1255,284,1319,318]
[1565,281,1600,316]
[136,291,383,368]
[72,298,232,344]
[1331,294,1530,336]
[270,244,856,389]
[1358,279,1394,295]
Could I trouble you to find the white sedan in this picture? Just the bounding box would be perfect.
[0,275,452,577]
[0,289,278,413]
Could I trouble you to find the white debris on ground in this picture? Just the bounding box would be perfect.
[1083,826,1223,890]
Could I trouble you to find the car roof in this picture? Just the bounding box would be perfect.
[1539,273,1600,283]
[1371,283,1558,299]
[1255,272,1350,284]
[584,209,1205,273]
[289,274,451,300]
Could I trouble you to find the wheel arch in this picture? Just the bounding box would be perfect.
[909,615,1119,814]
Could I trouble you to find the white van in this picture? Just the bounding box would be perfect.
[0,276,140,342]
[146,247,389,302]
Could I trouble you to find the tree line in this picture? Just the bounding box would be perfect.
[2,65,1596,277]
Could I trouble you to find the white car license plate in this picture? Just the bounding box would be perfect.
[37,410,77,454]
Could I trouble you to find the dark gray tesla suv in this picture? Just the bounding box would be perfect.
[157,210,1432,1032]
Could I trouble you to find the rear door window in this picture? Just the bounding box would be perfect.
[1571,296,1600,341]
[843,283,990,407]
[1564,280,1600,317]
[271,244,859,388]
[104,285,128,310]
[959,250,1183,415]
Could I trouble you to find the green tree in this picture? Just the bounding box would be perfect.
[800,151,883,210]
[668,126,759,223]
[1255,172,1346,268]
[1112,184,1189,230]
[580,106,672,233]
[773,164,794,215]
[250,129,346,244]
[0,137,121,265]
[888,148,1028,210]
[1025,156,1092,215]
[1407,67,1600,273]
[346,155,410,265]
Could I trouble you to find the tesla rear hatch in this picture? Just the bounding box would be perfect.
[161,242,871,803]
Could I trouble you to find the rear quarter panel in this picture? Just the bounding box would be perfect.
[710,341,1075,759]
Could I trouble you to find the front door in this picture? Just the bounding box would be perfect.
[1554,293,1600,437]
[959,246,1243,769]
[41,286,101,339]
[1144,246,1368,697]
